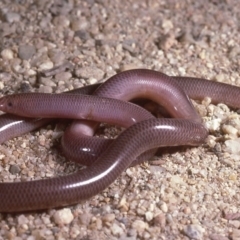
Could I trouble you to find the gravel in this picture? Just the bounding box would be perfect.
[0,0,240,239]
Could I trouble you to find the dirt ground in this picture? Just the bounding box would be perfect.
[0,0,240,239]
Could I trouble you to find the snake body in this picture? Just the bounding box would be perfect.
[0,69,239,212]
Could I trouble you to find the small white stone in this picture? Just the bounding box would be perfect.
[0,82,4,90]
[145,211,153,222]
[170,175,186,186]
[222,124,238,136]
[201,97,211,106]
[160,202,168,213]
[27,69,37,76]
[178,67,186,75]
[162,19,173,32]
[111,223,123,236]
[53,208,74,225]
[12,64,22,73]
[215,73,225,82]
[87,77,98,85]
[38,61,54,71]
[1,49,14,60]
[21,142,26,148]
[199,50,206,60]
[205,119,221,132]
[225,138,240,154]
[206,135,216,148]
[126,168,133,177]
[207,62,213,69]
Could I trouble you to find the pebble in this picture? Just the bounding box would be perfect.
[53,208,74,225]
[38,61,54,71]
[18,45,36,60]
[202,97,212,106]
[4,12,21,23]
[71,18,89,31]
[119,236,136,240]
[215,73,225,82]
[0,1,240,239]
[9,165,21,174]
[225,138,240,154]
[111,223,124,236]
[42,216,51,225]
[48,50,66,64]
[209,234,229,240]
[160,202,168,213]
[102,213,115,223]
[95,218,102,230]
[70,225,80,238]
[55,72,72,82]
[232,228,240,240]
[131,220,147,233]
[17,215,29,225]
[75,66,104,81]
[75,30,91,41]
[205,119,221,132]
[53,15,70,28]
[170,175,186,186]
[27,236,36,240]
[38,135,46,146]
[0,72,11,82]
[1,48,14,60]
[221,124,238,136]
[39,85,53,93]
[27,69,37,76]
[86,77,98,85]
[153,213,166,229]
[39,77,57,87]
[206,135,217,148]
[183,224,204,240]
[145,211,153,222]
[229,220,240,228]
[159,33,177,51]
[120,63,143,71]
[78,212,92,225]
[162,19,174,32]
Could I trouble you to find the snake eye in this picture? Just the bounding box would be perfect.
[7,101,13,108]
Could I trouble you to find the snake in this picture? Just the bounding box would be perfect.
[0,69,239,212]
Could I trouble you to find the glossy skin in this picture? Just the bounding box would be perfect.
[0,85,156,166]
[0,119,207,212]
[1,70,201,166]
[0,69,239,212]
[63,70,200,164]
[0,84,100,145]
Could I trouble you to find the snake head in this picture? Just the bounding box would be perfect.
[0,94,28,116]
[0,95,15,113]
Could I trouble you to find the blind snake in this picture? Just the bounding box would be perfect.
[0,69,239,212]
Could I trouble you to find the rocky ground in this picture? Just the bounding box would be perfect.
[0,0,240,239]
